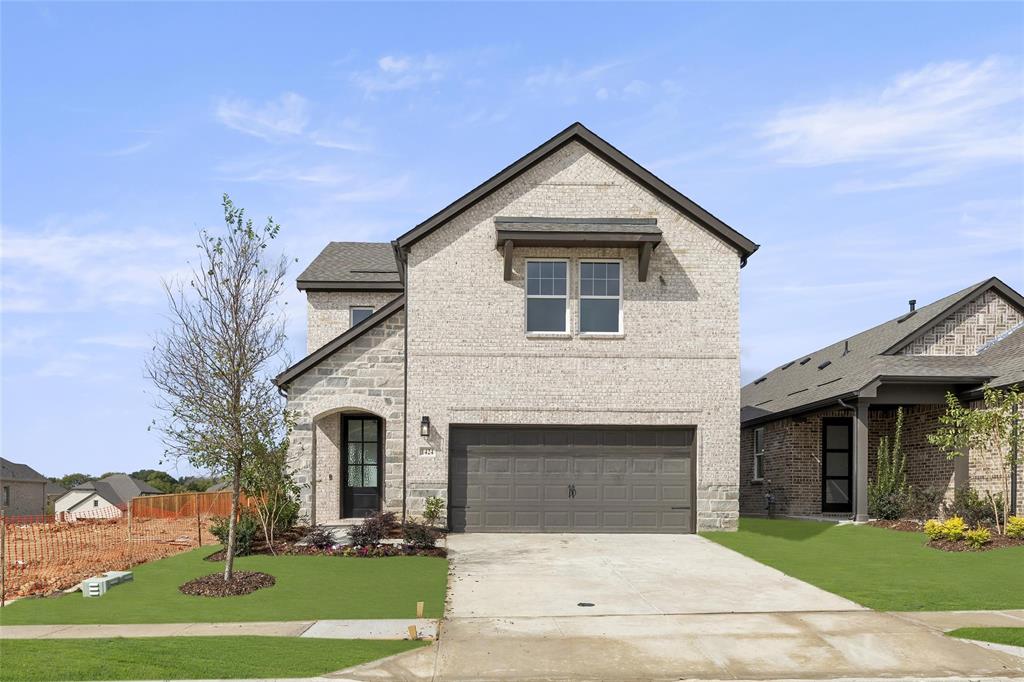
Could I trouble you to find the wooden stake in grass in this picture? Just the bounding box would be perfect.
[416,601,424,618]
[407,625,418,640]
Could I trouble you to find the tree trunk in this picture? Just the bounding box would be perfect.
[224,460,242,582]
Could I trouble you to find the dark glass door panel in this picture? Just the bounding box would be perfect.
[821,417,853,513]
[343,416,381,518]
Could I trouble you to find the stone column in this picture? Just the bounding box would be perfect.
[853,400,870,522]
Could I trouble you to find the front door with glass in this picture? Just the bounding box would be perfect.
[821,417,853,513]
[342,415,382,517]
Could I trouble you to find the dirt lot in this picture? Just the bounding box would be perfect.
[2,516,220,598]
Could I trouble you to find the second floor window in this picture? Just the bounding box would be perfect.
[580,261,622,334]
[350,307,374,327]
[526,260,568,333]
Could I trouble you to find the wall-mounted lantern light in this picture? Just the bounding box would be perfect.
[420,416,430,437]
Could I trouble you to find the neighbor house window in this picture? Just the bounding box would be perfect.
[350,307,374,327]
[93,499,99,507]
[753,427,765,480]
[526,260,568,333]
[580,261,622,334]
[2,485,9,506]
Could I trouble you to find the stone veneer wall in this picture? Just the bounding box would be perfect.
[306,291,401,353]
[403,140,742,530]
[740,403,1022,518]
[285,309,405,523]
[897,290,1023,356]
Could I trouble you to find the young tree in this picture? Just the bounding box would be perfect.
[147,194,288,581]
[928,387,1023,534]
[868,406,908,520]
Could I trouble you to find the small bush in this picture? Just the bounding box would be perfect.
[924,519,944,540]
[1007,516,1024,539]
[403,520,438,549]
[209,510,261,556]
[943,487,997,527]
[304,524,336,550]
[422,496,445,526]
[942,516,967,541]
[349,511,398,547]
[274,500,300,534]
[907,486,945,522]
[964,527,991,550]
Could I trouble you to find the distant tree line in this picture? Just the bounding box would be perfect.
[48,469,220,494]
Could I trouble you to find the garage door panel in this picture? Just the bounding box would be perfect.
[449,426,694,533]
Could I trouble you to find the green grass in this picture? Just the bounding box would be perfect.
[0,636,425,681]
[0,547,448,625]
[703,518,1024,611]
[948,627,1024,648]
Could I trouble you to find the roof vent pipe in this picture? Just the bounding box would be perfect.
[842,340,850,356]
[909,299,916,312]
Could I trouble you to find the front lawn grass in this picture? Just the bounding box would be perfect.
[0,636,425,681]
[703,518,1024,611]
[0,547,447,625]
[949,627,1024,648]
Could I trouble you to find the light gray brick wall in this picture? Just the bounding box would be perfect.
[285,310,405,523]
[404,141,742,531]
[306,291,400,353]
[898,290,1023,356]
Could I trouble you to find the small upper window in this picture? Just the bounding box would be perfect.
[93,499,99,507]
[2,485,10,506]
[526,260,568,333]
[350,307,374,327]
[753,427,766,481]
[580,261,622,334]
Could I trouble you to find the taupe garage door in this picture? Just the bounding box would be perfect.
[448,426,695,533]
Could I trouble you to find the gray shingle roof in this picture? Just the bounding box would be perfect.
[296,242,401,291]
[0,458,47,483]
[494,217,661,235]
[70,474,161,506]
[741,277,1024,425]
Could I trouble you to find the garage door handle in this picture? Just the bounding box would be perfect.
[671,506,687,510]
[568,484,576,498]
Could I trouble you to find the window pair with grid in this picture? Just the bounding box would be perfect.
[525,260,622,334]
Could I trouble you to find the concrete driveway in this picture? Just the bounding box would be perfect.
[335,534,1024,680]
[445,533,862,617]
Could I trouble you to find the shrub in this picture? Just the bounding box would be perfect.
[210,510,261,556]
[349,511,398,547]
[423,496,445,526]
[403,520,438,549]
[907,486,945,522]
[1007,516,1024,539]
[964,527,991,550]
[924,519,944,540]
[943,487,997,527]
[304,524,336,550]
[941,516,967,541]
[868,408,908,520]
[274,500,300,534]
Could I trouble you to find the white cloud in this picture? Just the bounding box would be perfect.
[760,57,1024,190]
[79,334,151,349]
[104,140,152,157]
[351,54,447,93]
[524,61,622,90]
[1,221,191,313]
[215,92,310,140]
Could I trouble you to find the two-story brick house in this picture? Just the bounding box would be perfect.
[276,123,758,533]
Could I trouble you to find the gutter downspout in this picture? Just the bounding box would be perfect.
[1013,412,1020,517]
[393,241,409,523]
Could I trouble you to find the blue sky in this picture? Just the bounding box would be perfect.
[3,2,1022,478]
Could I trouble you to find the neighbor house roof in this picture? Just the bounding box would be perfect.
[275,295,406,387]
[296,242,402,292]
[67,474,161,507]
[395,122,759,263]
[741,277,1024,426]
[0,458,47,483]
[45,482,67,497]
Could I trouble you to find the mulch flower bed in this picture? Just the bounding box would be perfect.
[868,520,925,533]
[928,534,1024,552]
[179,571,275,597]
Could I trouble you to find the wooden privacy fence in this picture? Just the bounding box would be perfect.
[130,490,253,520]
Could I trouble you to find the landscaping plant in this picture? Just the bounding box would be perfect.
[928,387,1023,534]
[964,527,992,550]
[241,428,300,554]
[868,407,909,520]
[349,511,398,546]
[304,524,337,550]
[422,496,445,526]
[210,511,261,556]
[1008,516,1024,539]
[924,516,967,541]
[147,194,290,581]
[943,486,999,527]
[906,485,945,522]
[402,520,438,549]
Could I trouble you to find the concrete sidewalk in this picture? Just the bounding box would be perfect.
[334,610,1024,680]
[0,618,438,640]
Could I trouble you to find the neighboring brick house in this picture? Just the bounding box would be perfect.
[277,122,759,533]
[0,458,48,517]
[740,277,1024,521]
